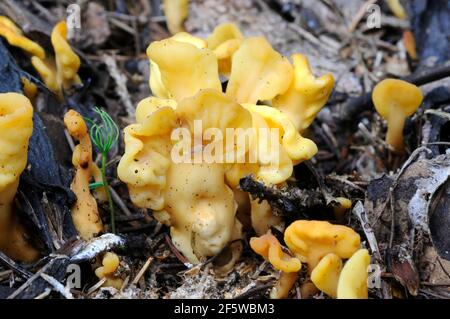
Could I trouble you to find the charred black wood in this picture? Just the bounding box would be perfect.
[239,176,325,218]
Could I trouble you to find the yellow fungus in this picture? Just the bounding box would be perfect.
[32,21,81,98]
[64,109,103,240]
[250,233,301,273]
[337,249,370,299]
[284,220,361,270]
[311,253,343,298]
[95,252,124,289]
[0,93,39,262]
[333,197,352,220]
[272,54,334,132]
[0,16,45,59]
[207,23,244,76]
[226,37,293,104]
[386,0,407,19]
[147,38,221,101]
[21,77,38,102]
[372,79,423,154]
[163,0,189,35]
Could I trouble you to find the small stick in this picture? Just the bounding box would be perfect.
[132,256,153,285]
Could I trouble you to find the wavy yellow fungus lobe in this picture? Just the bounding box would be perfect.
[284,220,361,271]
[0,93,39,262]
[250,233,301,299]
[0,16,45,59]
[64,110,103,240]
[32,21,81,98]
[272,54,334,132]
[119,25,334,264]
[95,252,124,289]
[250,233,301,273]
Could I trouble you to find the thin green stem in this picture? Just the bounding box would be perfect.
[101,152,116,233]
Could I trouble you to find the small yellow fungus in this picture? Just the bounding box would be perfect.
[311,253,343,298]
[64,109,103,240]
[284,220,361,270]
[163,0,189,35]
[250,233,301,273]
[95,252,124,289]
[337,249,370,299]
[0,93,39,262]
[333,197,352,220]
[32,21,81,98]
[372,79,423,154]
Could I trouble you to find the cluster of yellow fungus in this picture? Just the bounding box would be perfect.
[251,220,370,299]
[0,17,81,99]
[64,109,104,240]
[0,93,39,262]
[372,79,423,154]
[118,23,334,264]
[95,252,124,289]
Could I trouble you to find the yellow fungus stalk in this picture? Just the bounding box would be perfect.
[64,109,103,240]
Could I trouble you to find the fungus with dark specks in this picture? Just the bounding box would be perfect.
[64,109,103,240]
[372,79,423,154]
[284,220,361,271]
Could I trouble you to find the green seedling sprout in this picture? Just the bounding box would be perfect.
[85,107,120,233]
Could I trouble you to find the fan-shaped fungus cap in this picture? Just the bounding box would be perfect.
[250,233,301,273]
[372,79,423,153]
[64,110,103,240]
[272,54,334,132]
[0,16,45,59]
[163,0,189,35]
[0,93,39,262]
[284,220,361,270]
[226,37,293,104]
[147,37,221,101]
[207,23,244,76]
[311,253,343,298]
[337,249,370,299]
